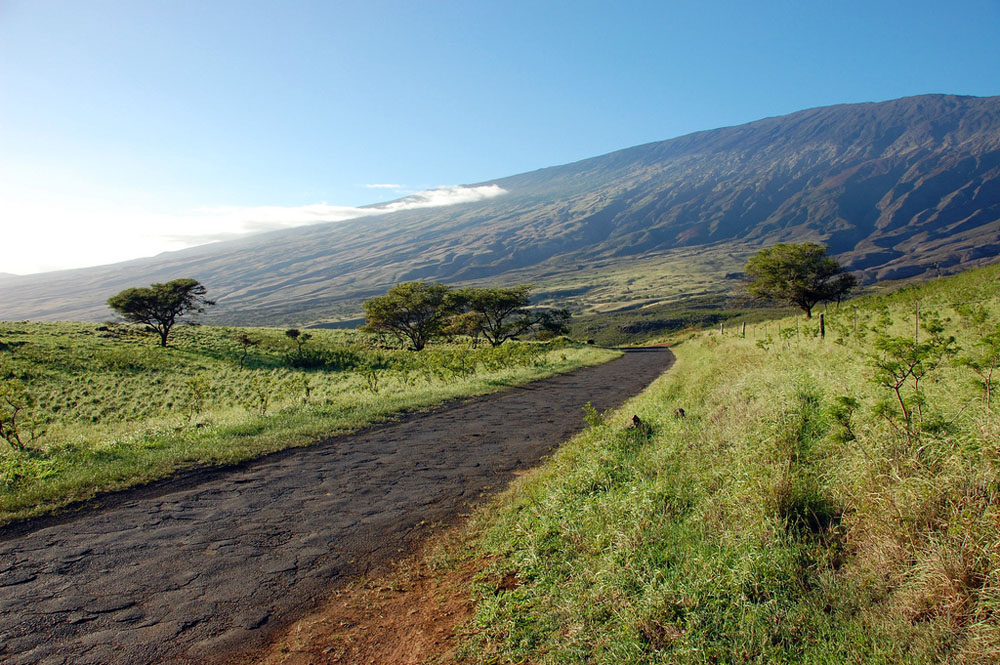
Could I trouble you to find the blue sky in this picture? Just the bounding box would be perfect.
[2,0,999,273]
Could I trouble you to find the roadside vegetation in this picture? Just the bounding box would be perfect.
[0,322,617,524]
[447,262,1000,664]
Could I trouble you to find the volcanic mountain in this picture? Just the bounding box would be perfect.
[3,93,999,324]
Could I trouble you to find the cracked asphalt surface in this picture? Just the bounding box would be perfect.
[0,347,674,664]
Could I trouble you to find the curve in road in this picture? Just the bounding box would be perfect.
[0,347,674,665]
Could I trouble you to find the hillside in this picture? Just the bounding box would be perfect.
[446,263,1000,663]
[265,263,999,664]
[2,93,999,324]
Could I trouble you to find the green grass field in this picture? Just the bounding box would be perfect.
[0,323,618,524]
[451,263,1000,664]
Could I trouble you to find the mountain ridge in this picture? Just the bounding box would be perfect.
[3,93,999,324]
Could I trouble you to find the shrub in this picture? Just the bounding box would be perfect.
[0,378,42,451]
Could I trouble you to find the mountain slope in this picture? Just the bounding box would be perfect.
[3,94,999,324]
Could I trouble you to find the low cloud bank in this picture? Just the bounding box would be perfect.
[2,185,507,274]
[178,184,507,242]
[368,184,506,213]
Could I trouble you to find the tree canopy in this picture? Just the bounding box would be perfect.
[362,282,572,350]
[361,281,453,351]
[447,285,570,347]
[744,243,857,318]
[450,285,538,347]
[107,278,214,346]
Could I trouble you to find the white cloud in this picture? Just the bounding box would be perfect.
[364,183,403,189]
[369,184,507,213]
[174,184,507,241]
[0,185,508,275]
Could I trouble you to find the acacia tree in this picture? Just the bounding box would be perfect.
[959,329,1000,412]
[361,281,453,351]
[285,328,312,356]
[536,307,572,338]
[443,311,487,348]
[450,285,534,347]
[450,285,571,347]
[744,243,857,318]
[107,278,215,346]
[234,332,259,369]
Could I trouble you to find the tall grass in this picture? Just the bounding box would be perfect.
[0,323,618,523]
[457,263,1000,664]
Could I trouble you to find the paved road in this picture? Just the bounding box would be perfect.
[0,347,674,665]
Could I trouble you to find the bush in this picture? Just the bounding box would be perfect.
[0,378,43,451]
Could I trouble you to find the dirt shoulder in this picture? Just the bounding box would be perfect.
[0,347,673,665]
[245,522,484,665]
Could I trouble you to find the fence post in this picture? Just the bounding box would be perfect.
[820,313,825,339]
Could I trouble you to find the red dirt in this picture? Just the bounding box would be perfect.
[247,526,484,665]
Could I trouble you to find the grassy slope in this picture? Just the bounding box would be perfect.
[454,264,1000,664]
[0,323,618,524]
[568,294,793,347]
